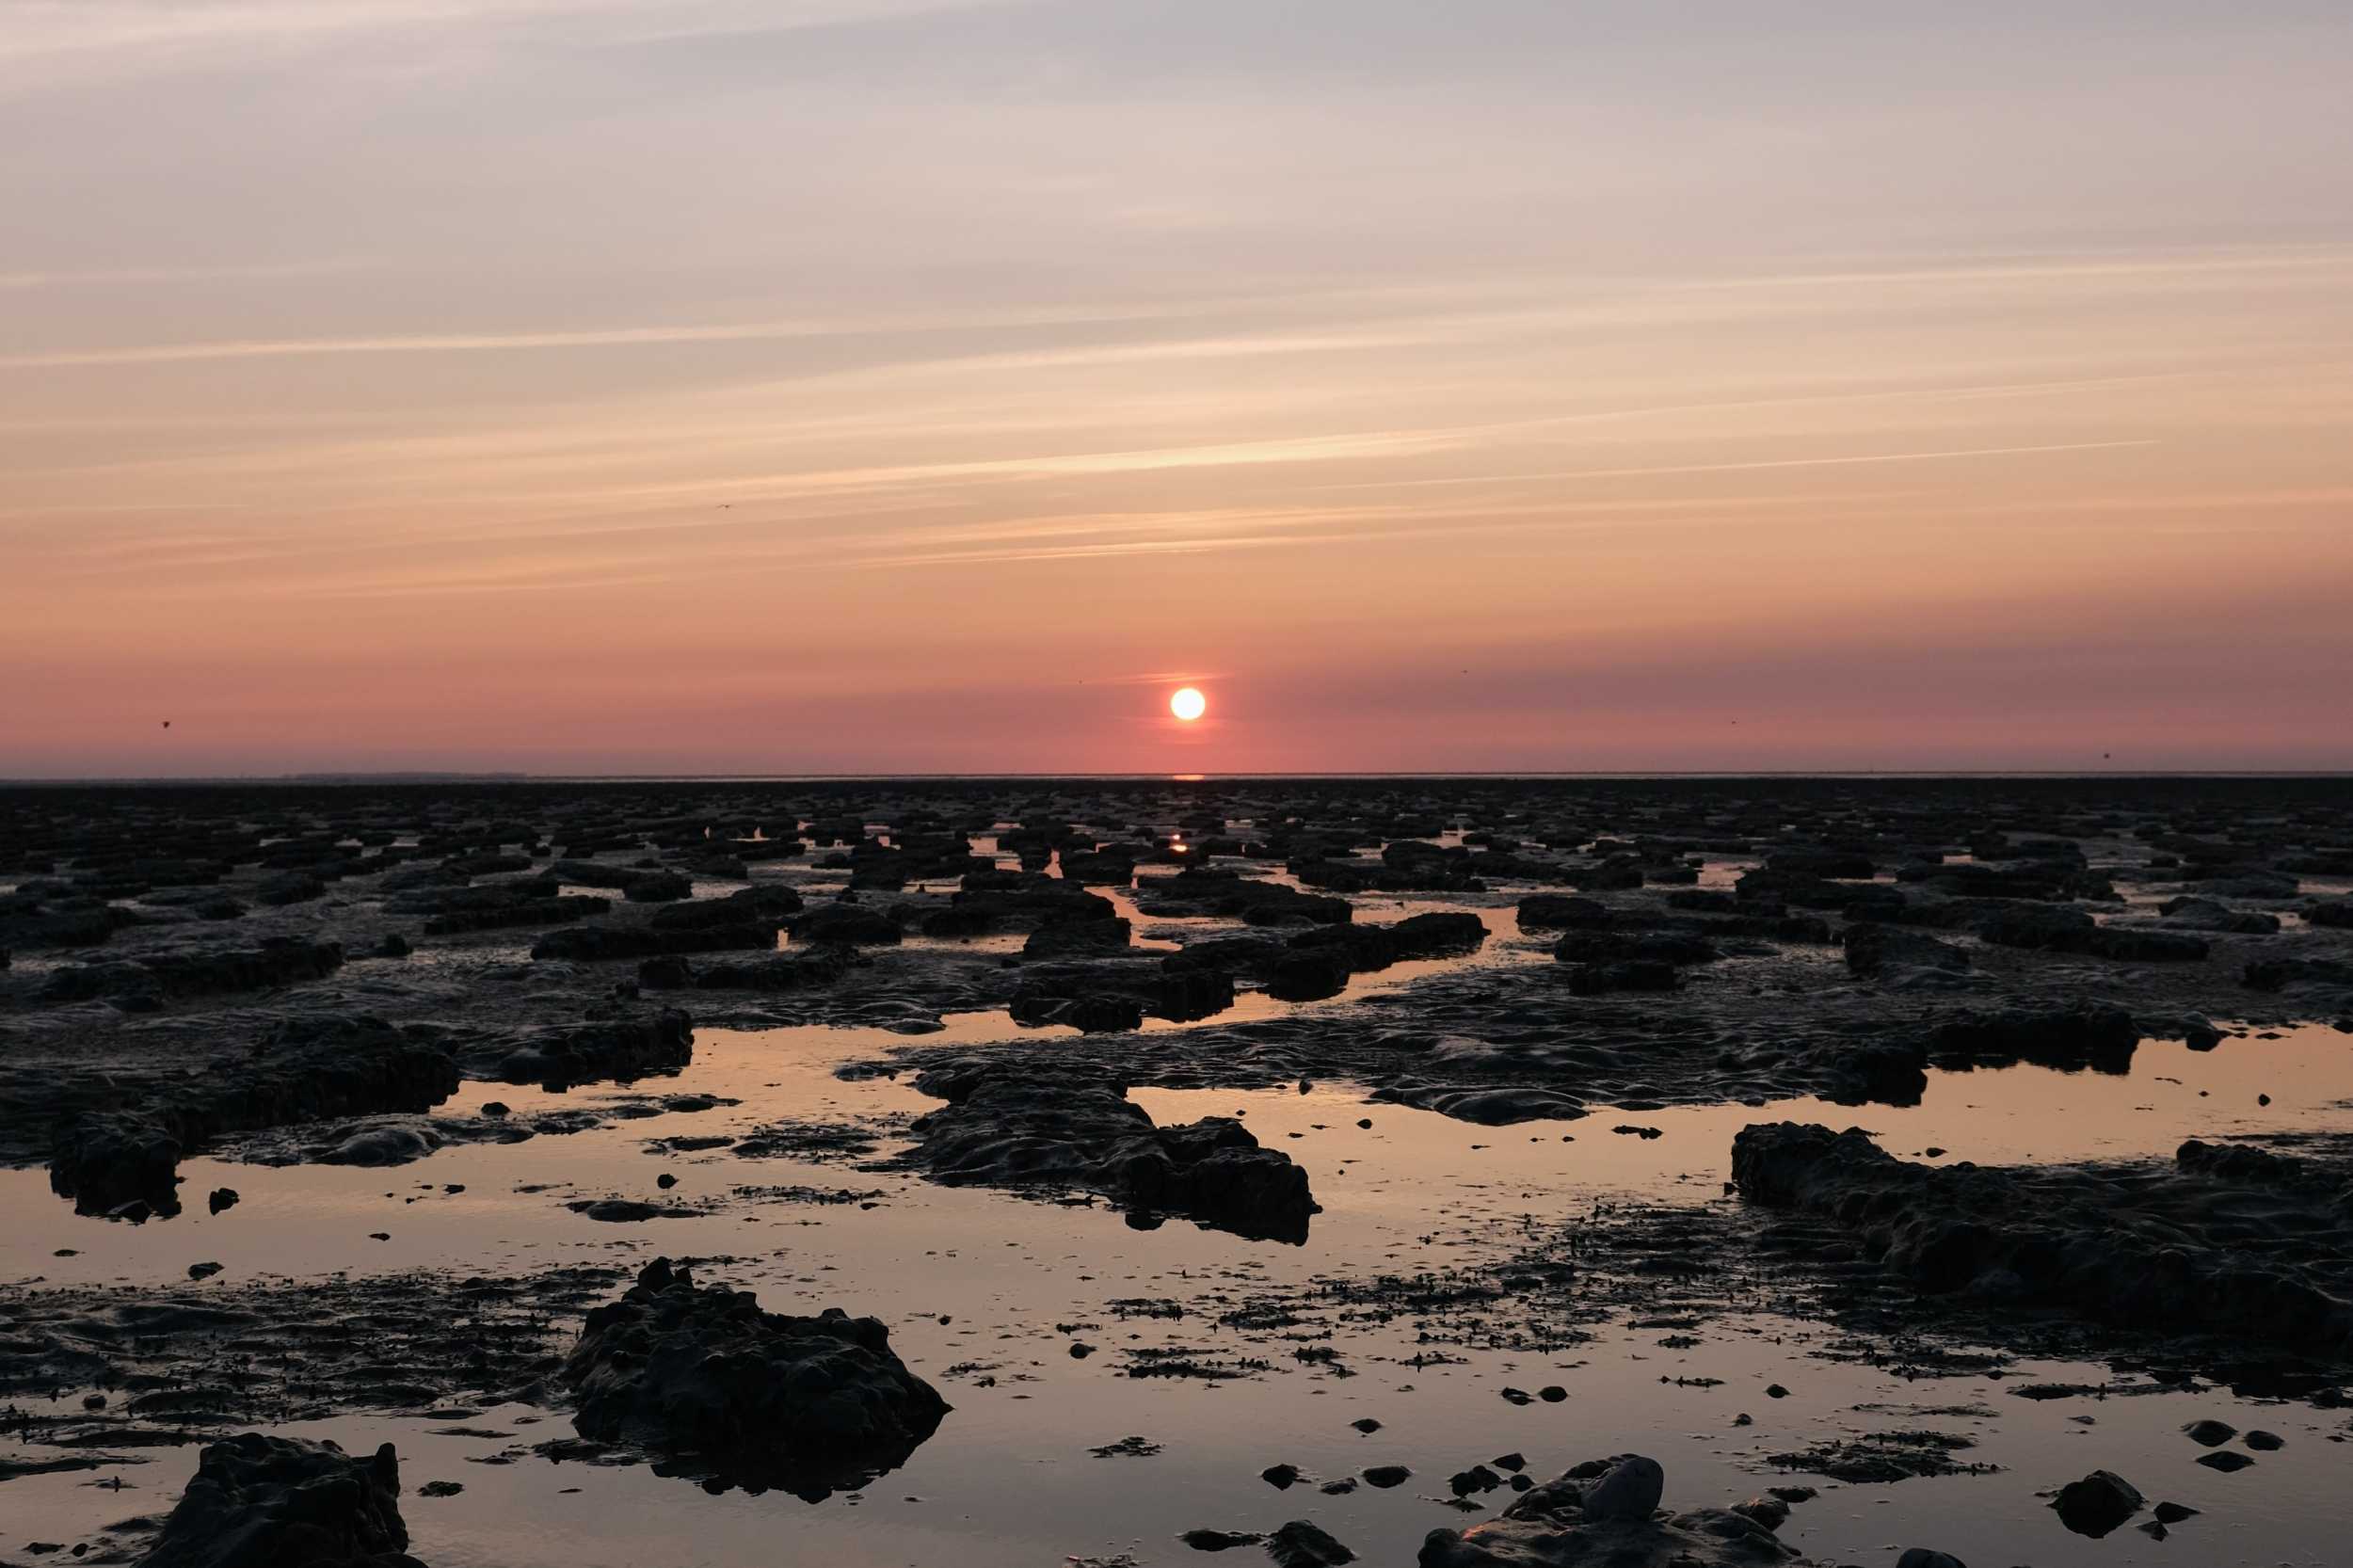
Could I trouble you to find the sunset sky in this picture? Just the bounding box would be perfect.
[4,0,2350,776]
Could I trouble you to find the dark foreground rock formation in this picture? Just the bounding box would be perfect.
[1732,1122,2353,1355]
[138,1432,422,1568]
[899,1061,1320,1241]
[562,1257,949,1497]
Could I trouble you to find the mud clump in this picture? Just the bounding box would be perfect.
[1419,1455,1805,1566]
[43,1015,463,1217]
[40,938,346,1006]
[898,1061,1320,1242]
[1731,1122,2353,1353]
[464,1007,693,1086]
[2051,1468,2144,1538]
[1011,959,1237,1031]
[48,1111,187,1218]
[562,1256,949,1496]
[138,1432,422,1568]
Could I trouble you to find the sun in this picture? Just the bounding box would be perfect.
[1169,686,1207,722]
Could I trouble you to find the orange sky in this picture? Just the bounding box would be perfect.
[4,2,2351,776]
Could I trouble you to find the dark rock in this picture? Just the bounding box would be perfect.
[2157,896,2279,934]
[43,938,344,1004]
[138,1432,418,1568]
[1923,1000,2139,1071]
[1564,960,1678,995]
[1580,1455,1664,1520]
[472,1008,692,1087]
[896,1063,1317,1241]
[1022,918,1132,959]
[788,904,904,947]
[1417,1456,1799,1567]
[50,1112,184,1217]
[691,949,854,994]
[1732,1121,2353,1352]
[1268,1520,1355,1568]
[1552,930,1718,967]
[1515,896,1617,931]
[563,1257,948,1497]
[2052,1469,2143,1537]
[1450,1464,1502,1496]
[1182,1530,1265,1552]
[1842,923,1969,979]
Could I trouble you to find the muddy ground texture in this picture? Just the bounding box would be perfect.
[6,776,2353,1565]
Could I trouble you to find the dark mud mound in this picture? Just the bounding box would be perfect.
[41,938,346,1006]
[562,1257,949,1498]
[456,1006,693,1086]
[1732,1123,2353,1354]
[138,1432,421,1568]
[43,1015,463,1218]
[1922,1000,2139,1071]
[1010,958,1237,1032]
[896,1061,1320,1241]
[1418,1455,1808,1566]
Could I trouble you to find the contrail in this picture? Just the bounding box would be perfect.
[1303,440,2162,490]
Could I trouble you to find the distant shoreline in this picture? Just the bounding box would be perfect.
[4,771,2350,787]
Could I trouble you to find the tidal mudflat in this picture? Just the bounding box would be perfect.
[5,777,2353,1567]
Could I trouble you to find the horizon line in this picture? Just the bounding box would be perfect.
[6,769,2353,788]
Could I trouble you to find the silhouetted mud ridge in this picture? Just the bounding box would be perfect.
[30,1009,692,1219]
[1732,1122,2353,1357]
[894,1060,1321,1241]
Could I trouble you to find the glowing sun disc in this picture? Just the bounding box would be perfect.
[1170,687,1207,722]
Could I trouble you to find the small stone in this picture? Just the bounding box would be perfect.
[1267,1520,1354,1568]
[1449,1464,1501,1497]
[1579,1455,1665,1522]
[2052,1470,2144,1537]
